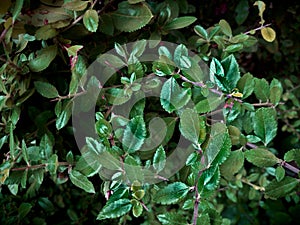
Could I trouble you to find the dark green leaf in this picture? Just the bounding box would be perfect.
[253,107,277,145]
[46,154,58,175]
[56,100,73,130]
[157,212,187,225]
[69,170,95,193]
[153,146,166,173]
[275,166,285,182]
[21,140,29,165]
[97,199,132,220]
[29,45,57,72]
[34,81,59,99]
[122,116,146,153]
[219,19,232,37]
[214,54,240,92]
[203,123,231,167]
[195,95,223,114]
[83,9,99,32]
[237,72,254,99]
[265,177,299,198]
[154,182,189,205]
[164,16,197,30]
[199,166,220,192]
[112,2,153,32]
[179,108,200,144]
[220,150,244,179]
[224,44,244,53]
[12,0,24,23]
[18,202,32,219]
[128,0,145,4]
[254,78,270,102]
[160,77,191,113]
[245,148,279,167]
[99,14,114,35]
[105,88,132,105]
[269,78,283,105]
[284,149,300,167]
[235,0,249,25]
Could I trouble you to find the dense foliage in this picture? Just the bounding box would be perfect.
[0,0,300,224]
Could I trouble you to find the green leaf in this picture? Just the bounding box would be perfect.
[112,2,153,32]
[69,170,95,193]
[63,0,88,11]
[254,78,270,102]
[179,108,200,144]
[97,199,132,220]
[195,95,223,114]
[245,148,279,167]
[154,182,189,205]
[56,100,73,130]
[35,25,57,40]
[203,123,231,167]
[235,0,249,25]
[160,77,191,113]
[40,134,53,159]
[265,177,299,199]
[34,81,59,98]
[284,149,300,167]
[83,9,99,32]
[99,14,114,35]
[29,45,57,72]
[164,16,197,30]
[220,150,244,180]
[224,43,244,53]
[153,146,166,173]
[219,19,232,37]
[269,78,283,105]
[122,116,146,153]
[275,166,285,182]
[21,140,29,165]
[46,154,58,175]
[18,202,32,219]
[132,201,143,217]
[237,72,255,99]
[128,0,145,4]
[199,166,221,192]
[253,108,277,145]
[12,0,24,23]
[194,25,208,39]
[254,1,266,23]
[157,212,187,225]
[216,54,240,92]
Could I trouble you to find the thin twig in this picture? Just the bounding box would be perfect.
[244,23,272,35]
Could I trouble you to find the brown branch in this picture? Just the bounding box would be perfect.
[11,162,71,171]
[192,168,206,225]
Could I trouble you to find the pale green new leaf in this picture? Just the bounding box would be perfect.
[179,108,200,144]
[253,107,277,145]
[154,182,189,205]
[265,177,299,198]
[29,45,57,72]
[97,199,132,220]
[194,25,208,39]
[34,81,59,98]
[69,170,95,193]
[83,9,99,32]
[275,166,285,182]
[164,16,197,30]
[245,148,279,167]
[160,77,191,113]
[122,116,146,153]
[112,2,153,32]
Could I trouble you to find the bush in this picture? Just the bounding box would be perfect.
[0,0,299,224]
